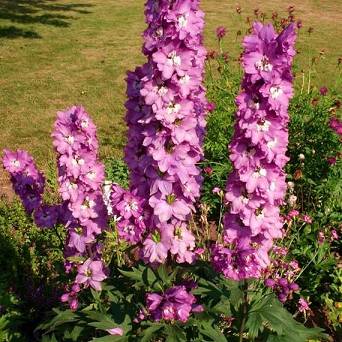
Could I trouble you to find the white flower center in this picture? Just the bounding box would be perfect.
[270,86,283,99]
[257,120,271,132]
[113,215,121,222]
[167,102,181,115]
[255,56,273,72]
[259,168,267,177]
[82,198,95,210]
[167,51,181,66]
[253,168,267,178]
[158,86,168,96]
[240,195,249,204]
[68,181,78,190]
[156,27,163,37]
[248,99,260,110]
[81,119,88,128]
[267,138,277,149]
[269,181,276,191]
[180,74,190,84]
[178,14,188,28]
[256,210,264,219]
[10,159,20,168]
[87,171,96,180]
[66,135,74,144]
[125,201,138,212]
[72,156,85,166]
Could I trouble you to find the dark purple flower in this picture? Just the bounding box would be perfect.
[216,26,227,40]
[34,205,59,229]
[145,285,201,323]
[319,86,328,96]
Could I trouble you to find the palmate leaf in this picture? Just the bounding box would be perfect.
[198,320,228,342]
[164,325,187,342]
[63,325,84,341]
[41,334,58,342]
[190,313,228,342]
[139,323,164,342]
[246,295,327,341]
[37,309,80,334]
[119,264,166,291]
[119,266,144,284]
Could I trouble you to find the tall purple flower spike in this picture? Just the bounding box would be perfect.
[124,0,208,264]
[53,106,107,307]
[212,22,297,280]
[3,149,50,219]
[3,106,108,310]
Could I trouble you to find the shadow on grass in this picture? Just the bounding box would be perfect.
[0,0,94,39]
[0,25,41,38]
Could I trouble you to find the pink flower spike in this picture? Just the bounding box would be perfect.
[213,22,297,281]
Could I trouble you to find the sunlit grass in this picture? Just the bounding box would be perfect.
[0,0,340,178]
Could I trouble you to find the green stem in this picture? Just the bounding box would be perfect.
[295,248,319,281]
[239,281,249,342]
[218,195,224,233]
[54,225,64,250]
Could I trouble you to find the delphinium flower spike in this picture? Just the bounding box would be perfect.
[124,0,208,264]
[52,106,108,308]
[212,22,297,280]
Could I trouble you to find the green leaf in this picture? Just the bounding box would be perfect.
[41,334,58,342]
[246,295,327,341]
[198,318,227,342]
[119,267,143,283]
[210,300,232,315]
[164,325,187,342]
[142,266,158,288]
[227,281,244,310]
[88,322,118,330]
[37,309,79,334]
[64,325,84,341]
[85,311,114,323]
[139,324,163,342]
[156,265,170,284]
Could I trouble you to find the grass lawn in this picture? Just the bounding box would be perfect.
[0,0,341,195]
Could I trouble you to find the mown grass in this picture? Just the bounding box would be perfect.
[0,0,341,194]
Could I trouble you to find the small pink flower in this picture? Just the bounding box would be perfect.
[212,187,221,194]
[298,298,310,313]
[70,298,79,311]
[207,102,216,112]
[203,166,213,175]
[319,86,328,96]
[302,214,312,224]
[106,327,124,336]
[194,247,205,255]
[216,26,227,40]
[288,210,299,218]
[327,156,337,165]
[75,259,107,291]
[331,229,339,241]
